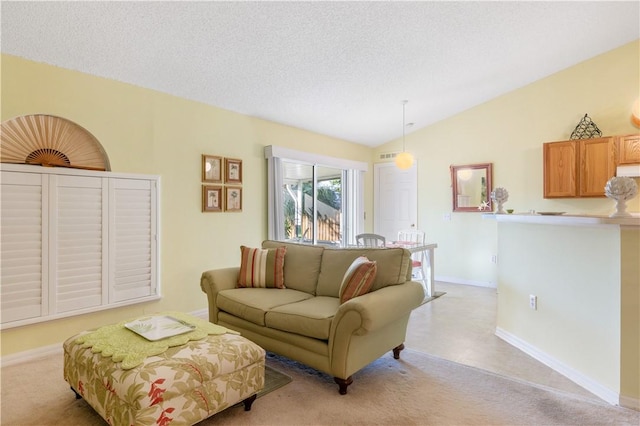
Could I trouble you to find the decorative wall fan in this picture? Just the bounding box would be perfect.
[1,114,111,171]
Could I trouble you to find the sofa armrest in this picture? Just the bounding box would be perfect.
[330,280,424,338]
[200,267,239,323]
[328,280,423,379]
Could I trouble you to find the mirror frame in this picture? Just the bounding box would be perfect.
[450,163,493,212]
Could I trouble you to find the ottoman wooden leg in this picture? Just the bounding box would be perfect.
[242,394,257,411]
[70,387,82,400]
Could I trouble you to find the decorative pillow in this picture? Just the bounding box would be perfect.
[339,256,377,303]
[238,245,286,288]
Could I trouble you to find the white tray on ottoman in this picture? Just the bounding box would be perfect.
[63,313,265,426]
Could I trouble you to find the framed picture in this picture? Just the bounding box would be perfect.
[202,185,223,212]
[202,155,223,183]
[225,158,243,184]
[225,186,243,212]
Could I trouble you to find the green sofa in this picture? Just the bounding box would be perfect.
[200,240,425,394]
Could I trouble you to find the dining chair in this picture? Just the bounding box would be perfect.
[355,233,386,248]
[397,229,426,285]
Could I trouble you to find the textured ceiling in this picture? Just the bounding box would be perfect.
[2,1,639,147]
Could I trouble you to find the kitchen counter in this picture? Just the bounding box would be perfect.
[484,212,640,227]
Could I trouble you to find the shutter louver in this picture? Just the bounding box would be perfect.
[110,179,156,302]
[53,176,104,312]
[0,172,45,322]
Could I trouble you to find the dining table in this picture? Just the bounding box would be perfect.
[386,241,438,298]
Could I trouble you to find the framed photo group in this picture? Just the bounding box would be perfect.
[201,154,243,212]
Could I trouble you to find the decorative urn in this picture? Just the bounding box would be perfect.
[604,176,638,218]
[490,187,509,215]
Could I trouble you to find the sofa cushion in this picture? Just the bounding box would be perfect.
[265,296,339,340]
[262,240,324,295]
[316,247,411,297]
[217,288,313,326]
[339,256,377,303]
[238,245,286,288]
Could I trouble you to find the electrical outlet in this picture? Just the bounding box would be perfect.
[529,294,537,310]
[443,213,451,221]
[490,254,498,264]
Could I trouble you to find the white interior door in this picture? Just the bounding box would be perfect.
[373,162,418,242]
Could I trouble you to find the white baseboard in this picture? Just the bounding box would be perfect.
[435,275,497,288]
[1,309,211,368]
[190,308,209,320]
[1,342,63,367]
[495,327,621,406]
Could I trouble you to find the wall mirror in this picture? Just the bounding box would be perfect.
[450,163,493,212]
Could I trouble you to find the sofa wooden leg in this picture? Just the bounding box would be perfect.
[242,394,257,411]
[334,376,353,395]
[393,343,405,359]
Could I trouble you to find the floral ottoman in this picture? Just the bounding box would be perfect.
[63,313,265,426]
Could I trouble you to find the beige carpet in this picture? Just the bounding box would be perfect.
[1,348,638,426]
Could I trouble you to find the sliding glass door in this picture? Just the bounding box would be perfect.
[282,162,342,245]
[266,146,366,247]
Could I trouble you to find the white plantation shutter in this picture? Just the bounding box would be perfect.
[109,178,157,302]
[1,165,159,329]
[0,171,47,323]
[50,175,107,313]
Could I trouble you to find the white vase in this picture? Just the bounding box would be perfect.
[491,187,509,215]
[605,176,637,218]
[610,198,631,218]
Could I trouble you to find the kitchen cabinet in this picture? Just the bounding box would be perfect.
[617,134,640,165]
[543,141,576,197]
[543,137,616,198]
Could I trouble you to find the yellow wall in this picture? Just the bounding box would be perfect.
[0,54,373,356]
[495,221,639,406]
[497,222,622,395]
[374,40,640,286]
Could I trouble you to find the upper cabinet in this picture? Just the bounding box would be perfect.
[578,137,617,197]
[618,134,640,165]
[543,141,577,198]
[543,137,616,198]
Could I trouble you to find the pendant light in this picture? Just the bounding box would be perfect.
[395,100,415,170]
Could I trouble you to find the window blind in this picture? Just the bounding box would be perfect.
[0,165,160,329]
[110,178,157,302]
[52,175,105,313]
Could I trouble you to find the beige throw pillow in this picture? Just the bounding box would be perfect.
[339,256,377,303]
[238,245,286,288]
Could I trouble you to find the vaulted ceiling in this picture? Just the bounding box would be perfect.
[2,1,639,146]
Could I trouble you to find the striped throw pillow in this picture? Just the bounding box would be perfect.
[238,245,287,288]
[339,256,377,303]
